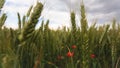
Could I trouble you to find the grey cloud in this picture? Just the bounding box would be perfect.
[5,1,29,7]
[60,0,80,12]
[93,0,120,22]
[43,0,81,12]
[41,0,68,12]
[88,0,120,13]
[41,0,120,23]
[87,0,120,15]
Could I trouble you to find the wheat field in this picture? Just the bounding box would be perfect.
[0,0,120,68]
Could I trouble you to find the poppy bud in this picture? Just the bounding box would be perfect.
[90,54,96,58]
[71,45,77,49]
[67,52,74,57]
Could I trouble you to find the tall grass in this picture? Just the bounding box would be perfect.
[0,1,120,68]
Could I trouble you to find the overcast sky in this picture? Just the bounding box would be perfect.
[1,0,120,29]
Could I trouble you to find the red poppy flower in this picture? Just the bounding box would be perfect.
[71,45,77,49]
[90,54,96,58]
[67,52,74,57]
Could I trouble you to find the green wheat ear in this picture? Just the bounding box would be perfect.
[26,5,33,17]
[0,14,7,28]
[80,2,88,34]
[99,25,110,44]
[70,12,76,32]
[0,0,5,9]
[19,2,43,42]
[22,15,26,27]
[17,13,22,31]
[70,11,77,44]
[0,0,6,29]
